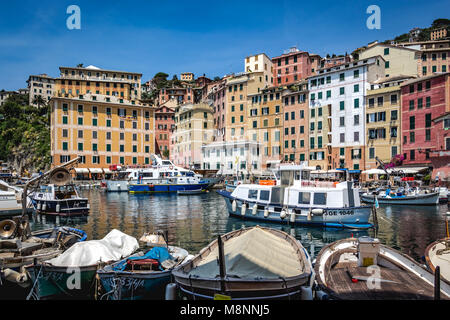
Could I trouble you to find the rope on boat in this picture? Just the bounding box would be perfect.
[280,276,291,301]
[26,265,43,300]
[188,274,196,301]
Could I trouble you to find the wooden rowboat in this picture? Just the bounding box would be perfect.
[171,226,314,300]
[314,237,450,300]
[425,238,450,285]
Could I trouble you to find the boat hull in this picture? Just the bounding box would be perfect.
[31,198,89,216]
[105,180,129,192]
[97,270,172,300]
[218,190,373,229]
[128,183,210,194]
[25,264,100,300]
[361,192,439,205]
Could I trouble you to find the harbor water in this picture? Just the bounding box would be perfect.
[29,189,450,263]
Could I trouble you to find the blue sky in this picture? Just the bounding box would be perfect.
[0,0,447,90]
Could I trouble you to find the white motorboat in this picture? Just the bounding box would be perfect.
[218,164,373,229]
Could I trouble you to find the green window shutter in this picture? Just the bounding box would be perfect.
[78,143,83,151]
[92,118,97,126]
[354,98,359,108]
[62,116,68,124]
[340,101,345,110]
[340,87,344,95]
[107,119,111,127]
[62,142,68,151]
[385,61,390,69]
[106,144,111,152]
[78,117,83,125]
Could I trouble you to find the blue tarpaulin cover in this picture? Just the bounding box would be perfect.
[113,246,173,271]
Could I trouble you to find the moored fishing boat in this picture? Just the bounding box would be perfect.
[97,245,192,300]
[177,188,206,195]
[361,190,440,206]
[425,238,450,285]
[0,219,86,287]
[171,226,314,300]
[25,229,139,300]
[218,164,373,229]
[314,237,450,300]
[29,184,90,217]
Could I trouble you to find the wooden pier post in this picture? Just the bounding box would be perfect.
[434,266,440,300]
[217,235,226,294]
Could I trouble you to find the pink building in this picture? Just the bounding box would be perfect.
[272,47,320,86]
[207,79,227,142]
[431,112,450,181]
[155,105,175,157]
[401,72,450,166]
[158,87,193,106]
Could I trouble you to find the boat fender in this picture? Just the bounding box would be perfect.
[264,208,269,218]
[311,209,324,215]
[42,202,47,211]
[290,210,296,223]
[252,204,258,216]
[307,210,312,221]
[165,283,177,300]
[280,209,287,219]
[56,203,60,213]
[300,286,313,300]
[3,268,28,287]
[37,202,41,210]
[87,203,90,209]
[315,290,329,300]
[232,200,237,212]
[241,203,247,216]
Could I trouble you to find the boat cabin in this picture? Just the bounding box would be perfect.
[34,184,80,201]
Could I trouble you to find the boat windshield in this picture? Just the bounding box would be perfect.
[39,185,53,193]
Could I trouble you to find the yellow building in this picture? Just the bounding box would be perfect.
[51,94,155,169]
[365,76,413,170]
[55,65,142,102]
[171,103,214,169]
[180,72,194,82]
[359,43,419,78]
[247,86,284,175]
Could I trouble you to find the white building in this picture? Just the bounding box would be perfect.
[27,74,55,106]
[307,56,385,170]
[201,141,262,176]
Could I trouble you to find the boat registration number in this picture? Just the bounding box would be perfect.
[324,210,354,216]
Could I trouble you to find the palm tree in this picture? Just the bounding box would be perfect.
[32,95,46,109]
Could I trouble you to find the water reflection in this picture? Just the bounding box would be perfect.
[29,190,449,263]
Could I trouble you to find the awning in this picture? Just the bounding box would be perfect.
[266,160,281,164]
[89,168,103,174]
[349,170,361,174]
[74,168,89,173]
[103,168,112,174]
[388,167,429,174]
[362,168,386,174]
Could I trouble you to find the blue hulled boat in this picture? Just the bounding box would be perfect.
[97,246,191,300]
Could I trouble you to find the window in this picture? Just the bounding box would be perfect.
[369,147,375,159]
[340,117,345,127]
[354,70,359,78]
[410,116,415,129]
[92,118,97,126]
[248,190,258,199]
[384,47,389,55]
[354,84,359,93]
[62,116,68,124]
[426,96,431,108]
[339,73,345,81]
[62,142,68,151]
[313,193,327,205]
[425,129,431,141]
[78,143,83,151]
[340,133,345,143]
[385,61,390,69]
[391,94,397,104]
[340,87,345,95]
[260,190,270,201]
[78,117,83,125]
[354,115,360,125]
[298,192,311,204]
[410,150,415,160]
[409,100,414,110]
[354,131,359,142]
[354,98,360,108]
[340,101,345,110]
[410,132,415,143]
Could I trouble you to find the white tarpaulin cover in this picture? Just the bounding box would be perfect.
[189,227,304,279]
[46,229,139,267]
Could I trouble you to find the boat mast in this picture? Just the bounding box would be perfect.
[217,235,227,294]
